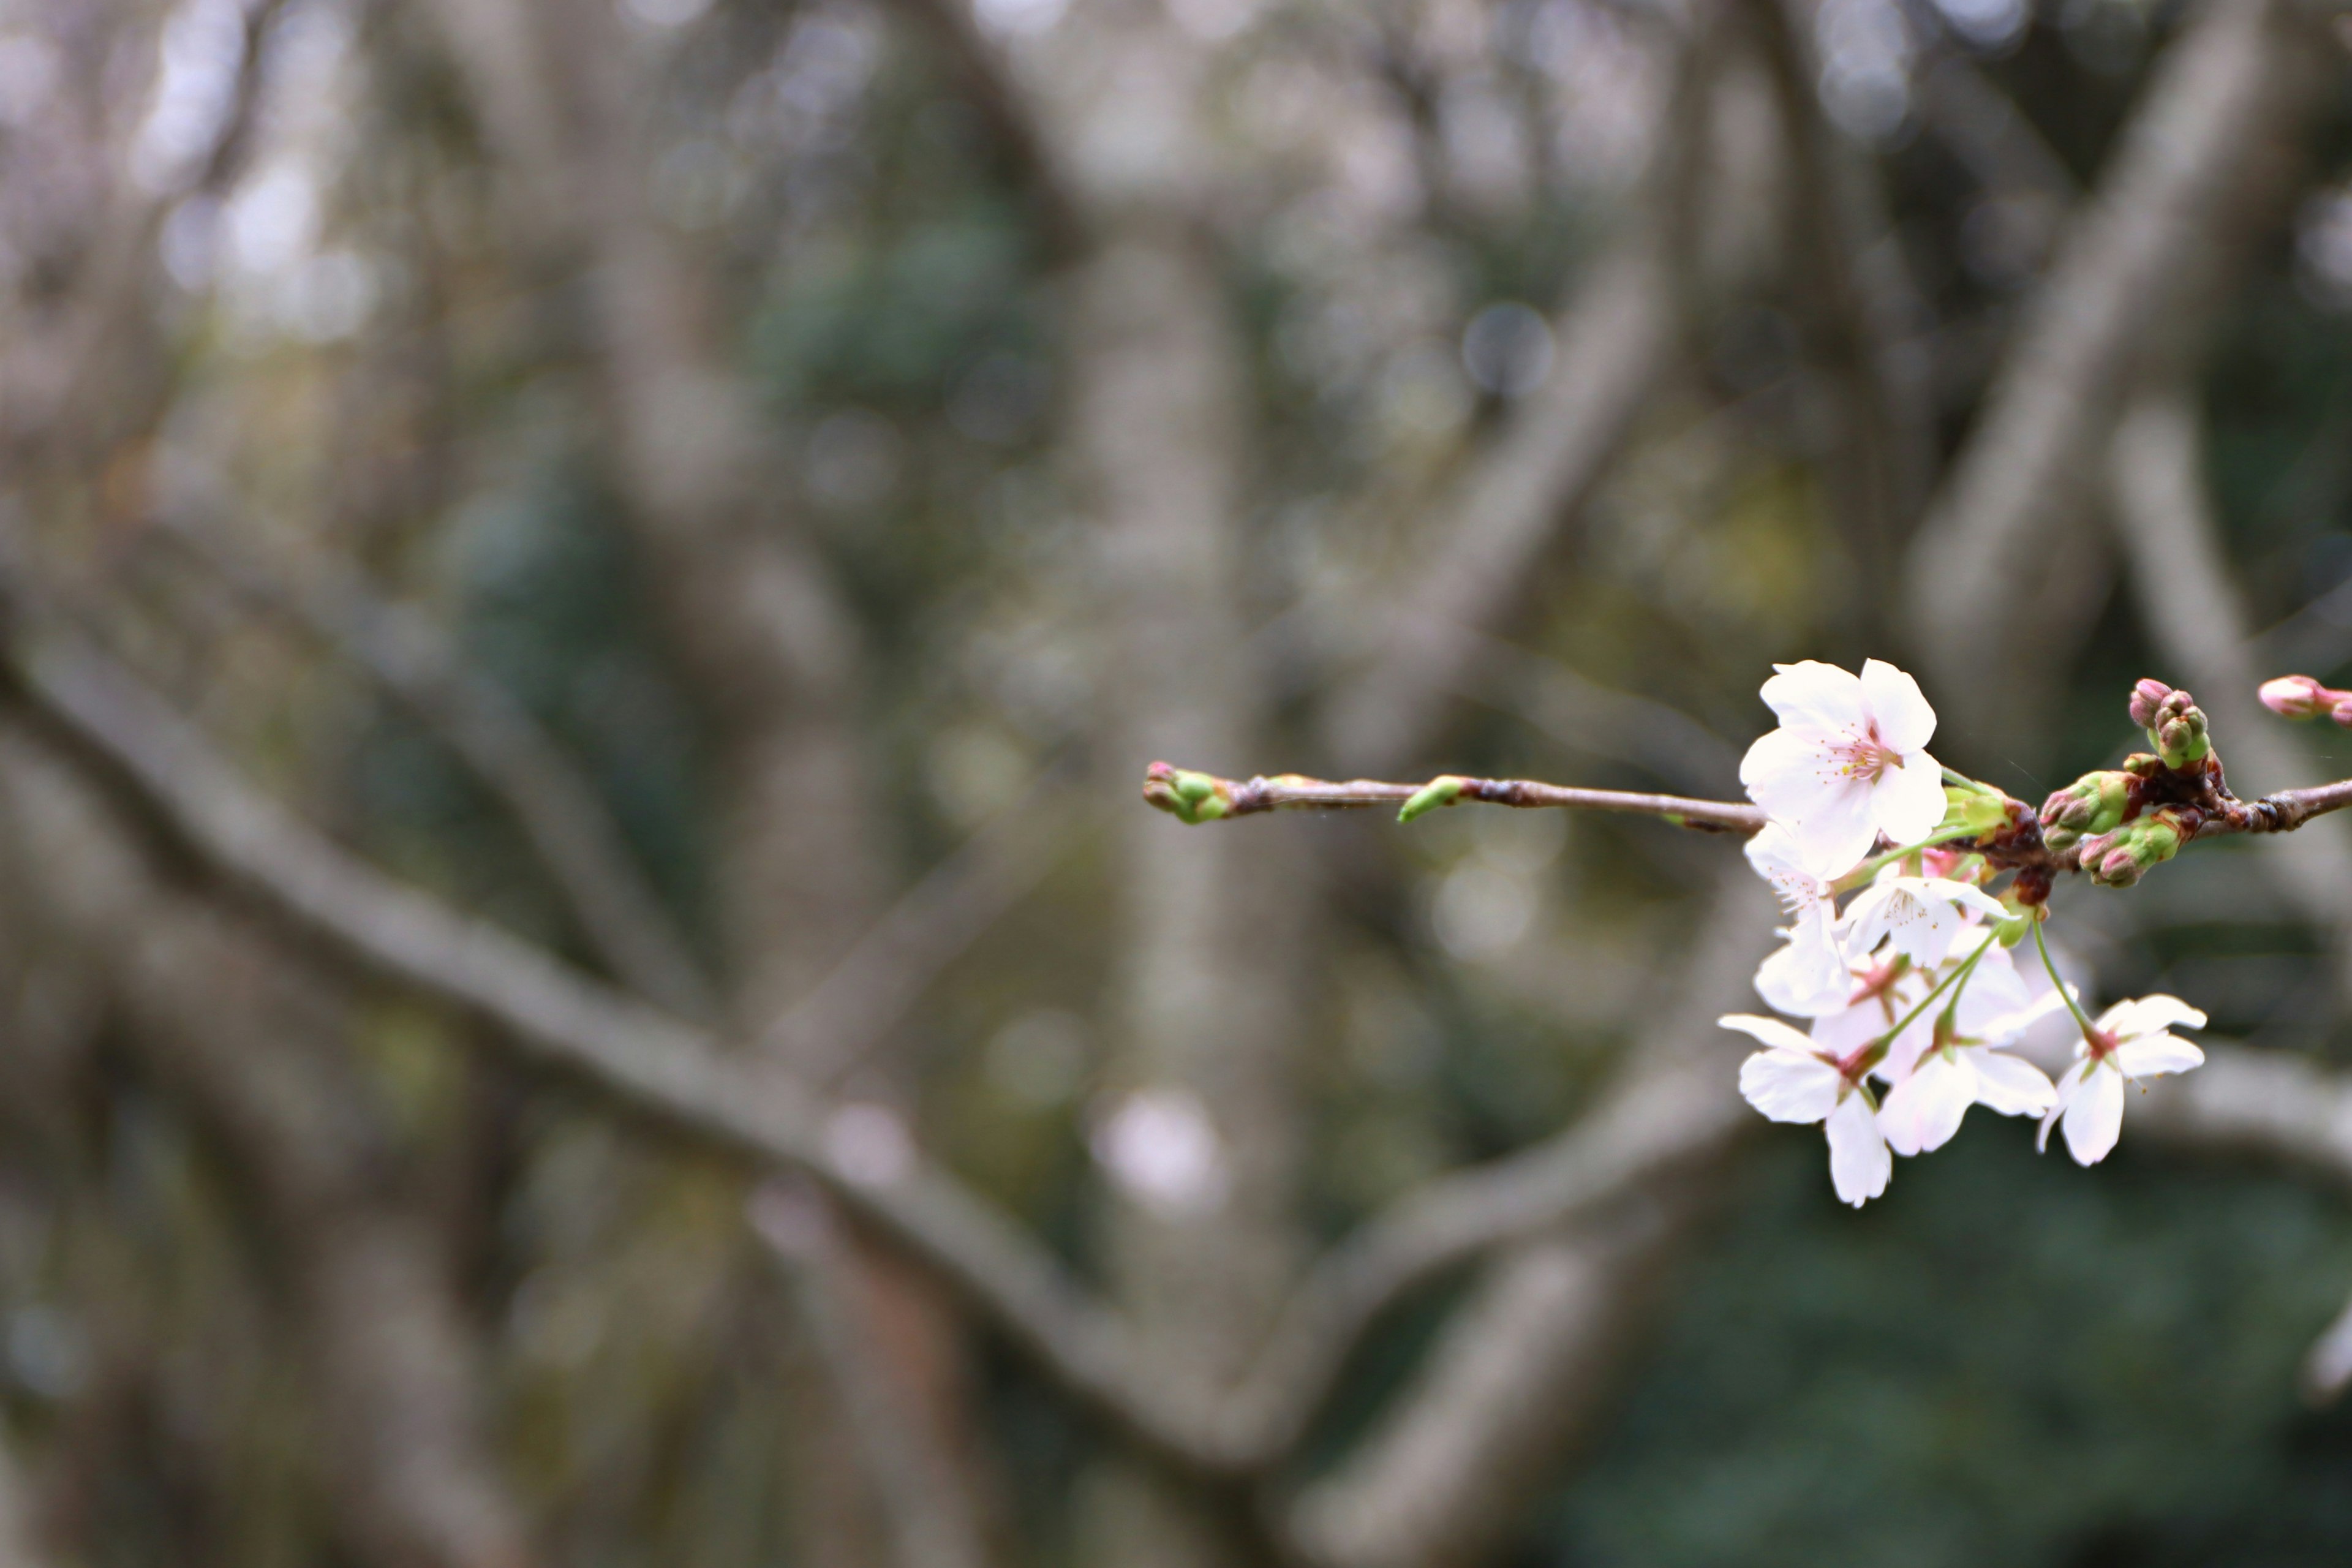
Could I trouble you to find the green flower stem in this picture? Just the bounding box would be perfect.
[2032,916,2100,1042]
[1849,933,1998,1077]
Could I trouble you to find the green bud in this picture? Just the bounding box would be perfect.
[2038,771,2132,853]
[2076,813,2184,889]
[1398,775,1467,824]
[1939,785,2011,839]
[1142,764,1231,825]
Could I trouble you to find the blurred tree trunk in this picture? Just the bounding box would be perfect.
[1041,13,1311,1563]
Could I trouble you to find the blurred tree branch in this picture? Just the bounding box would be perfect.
[152,512,719,1022]
[1904,0,2335,744]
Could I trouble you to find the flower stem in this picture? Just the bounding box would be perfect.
[1852,933,1998,1076]
[1833,824,1986,893]
[2031,916,2099,1042]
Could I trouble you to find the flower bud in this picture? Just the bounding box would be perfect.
[2128,679,2176,729]
[2038,771,2132,851]
[1142,763,1230,824]
[2260,674,2333,720]
[2076,813,2184,889]
[2155,706,2209,768]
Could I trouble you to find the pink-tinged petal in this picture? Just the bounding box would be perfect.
[1754,925,1851,1017]
[1826,1092,1892,1206]
[1871,747,1950,846]
[1812,997,1895,1055]
[2061,1063,2126,1166]
[1719,1013,1819,1054]
[1955,953,2034,1036]
[1789,780,1882,878]
[1859,658,1937,753]
[1738,1049,1844,1123]
[1760,661,1869,734]
[2112,1033,2204,1079]
[1879,1051,1976,1156]
[1969,1049,2057,1117]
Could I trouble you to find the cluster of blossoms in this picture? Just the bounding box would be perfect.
[1722,660,2207,1206]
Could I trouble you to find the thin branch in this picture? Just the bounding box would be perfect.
[151,512,719,1022]
[765,762,1090,1087]
[1318,15,1716,775]
[0,616,1224,1476]
[1141,763,1767,835]
[751,1182,992,1568]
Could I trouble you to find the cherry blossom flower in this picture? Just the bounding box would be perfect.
[2037,995,2208,1166]
[1841,873,2009,967]
[1745,821,1849,1016]
[1875,987,2064,1158]
[1720,1014,1890,1206]
[1739,659,1947,873]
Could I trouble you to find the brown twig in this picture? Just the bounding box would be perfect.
[1141,763,1767,834]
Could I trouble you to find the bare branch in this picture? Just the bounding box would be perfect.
[1903,0,2334,737]
[1140,763,1768,834]
[765,764,1090,1086]
[1317,20,1719,775]
[152,513,718,1022]
[751,1183,992,1568]
[0,729,535,1568]
[0,618,1224,1472]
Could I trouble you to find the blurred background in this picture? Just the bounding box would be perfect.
[1,0,2351,1564]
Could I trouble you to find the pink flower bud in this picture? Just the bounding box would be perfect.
[2128,679,2175,729]
[2260,675,2333,720]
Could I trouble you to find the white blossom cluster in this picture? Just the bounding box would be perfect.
[1722,660,2206,1206]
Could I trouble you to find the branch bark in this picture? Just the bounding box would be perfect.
[1902,0,2332,741]
[0,726,535,1568]
[153,513,717,1022]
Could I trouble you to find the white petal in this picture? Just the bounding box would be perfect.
[1719,1013,1819,1054]
[1740,1049,1844,1124]
[2113,1034,2205,1079]
[2111,994,2209,1039]
[1789,782,1882,880]
[1968,1048,2058,1117]
[1760,661,1869,734]
[1859,659,1937,753]
[1888,896,1961,967]
[1927,880,2010,923]
[1745,819,1843,884]
[1754,921,1852,1017]
[1954,951,2035,1036]
[2061,1063,2126,1166]
[2039,1060,2090,1153]
[1826,1092,1892,1206]
[1879,1050,1976,1156]
[1838,883,1896,952]
[1740,728,1836,819]
[1871,748,1950,847]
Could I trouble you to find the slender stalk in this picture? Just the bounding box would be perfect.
[2032,917,2100,1041]
[1869,933,1997,1068]
[1142,763,1766,833]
